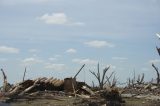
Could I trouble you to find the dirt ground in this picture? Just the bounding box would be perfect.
[1,97,158,106]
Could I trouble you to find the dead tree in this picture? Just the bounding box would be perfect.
[127,70,136,88]
[90,63,110,89]
[156,46,160,56]
[23,67,27,82]
[105,71,117,87]
[136,73,144,84]
[151,36,160,85]
[127,71,145,87]
[152,63,160,84]
[1,69,8,92]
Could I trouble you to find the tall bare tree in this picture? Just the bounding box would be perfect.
[90,63,110,89]
[151,35,160,85]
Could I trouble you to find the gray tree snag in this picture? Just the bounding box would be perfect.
[23,67,27,82]
[156,46,160,56]
[152,63,160,85]
[136,73,144,84]
[1,69,8,92]
[90,63,110,89]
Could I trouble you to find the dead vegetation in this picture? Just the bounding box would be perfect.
[0,37,160,106]
[0,64,124,106]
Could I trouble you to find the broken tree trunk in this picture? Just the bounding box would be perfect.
[8,85,22,97]
[74,64,85,79]
[1,69,8,92]
[19,84,37,96]
[156,46,160,56]
[82,86,95,95]
[152,63,160,85]
[23,67,27,82]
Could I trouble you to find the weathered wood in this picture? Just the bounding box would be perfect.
[45,77,53,83]
[152,63,160,85]
[8,85,22,96]
[22,67,27,82]
[74,64,85,78]
[51,78,58,85]
[19,84,37,95]
[82,86,95,95]
[1,69,8,92]
[64,78,77,93]
[76,94,90,98]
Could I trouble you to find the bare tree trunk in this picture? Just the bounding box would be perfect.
[1,69,7,92]
[90,64,110,89]
[74,64,85,79]
[23,67,27,82]
[152,63,160,85]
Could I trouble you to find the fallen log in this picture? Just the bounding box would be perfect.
[76,94,90,99]
[82,86,95,95]
[8,85,22,97]
[19,84,38,96]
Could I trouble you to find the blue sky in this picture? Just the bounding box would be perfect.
[0,0,160,86]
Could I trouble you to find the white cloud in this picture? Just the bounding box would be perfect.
[112,57,128,61]
[1,0,51,5]
[48,55,61,61]
[149,59,160,63]
[28,49,38,53]
[102,64,116,70]
[45,63,67,71]
[48,57,57,61]
[0,46,19,54]
[38,12,84,26]
[22,57,42,65]
[72,58,98,65]
[84,40,114,48]
[66,48,77,54]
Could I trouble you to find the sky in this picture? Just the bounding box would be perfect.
[0,0,160,86]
